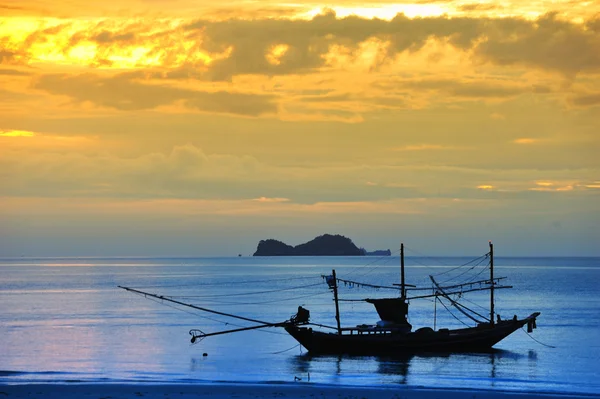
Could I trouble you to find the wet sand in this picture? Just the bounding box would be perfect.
[1,383,598,399]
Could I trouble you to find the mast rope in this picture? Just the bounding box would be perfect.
[461,259,493,285]
[343,248,402,280]
[341,257,397,288]
[431,253,489,277]
[403,245,452,271]
[437,254,489,285]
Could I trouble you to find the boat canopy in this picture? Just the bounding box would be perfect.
[365,298,409,324]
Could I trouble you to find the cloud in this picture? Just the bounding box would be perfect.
[252,196,290,202]
[0,68,31,76]
[185,12,600,79]
[3,140,598,203]
[0,49,17,63]
[458,3,501,12]
[529,182,574,191]
[513,138,538,144]
[0,143,267,198]
[0,196,427,219]
[475,13,600,75]
[6,12,598,78]
[392,144,452,151]
[0,3,24,10]
[0,129,35,137]
[393,78,528,99]
[33,73,278,116]
[571,92,600,107]
[0,131,97,149]
[92,30,136,44]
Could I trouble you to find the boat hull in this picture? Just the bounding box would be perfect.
[285,313,539,355]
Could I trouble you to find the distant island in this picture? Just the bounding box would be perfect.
[253,234,390,256]
[360,249,392,256]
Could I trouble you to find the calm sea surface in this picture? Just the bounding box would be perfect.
[1,255,599,394]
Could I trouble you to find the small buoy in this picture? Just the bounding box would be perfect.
[203,353,208,357]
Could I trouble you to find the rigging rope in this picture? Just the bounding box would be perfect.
[333,277,400,291]
[403,245,451,270]
[342,248,401,281]
[137,292,288,336]
[521,327,556,348]
[438,255,489,285]
[462,260,493,285]
[165,282,324,299]
[436,297,471,327]
[131,275,321,289]
[189,290,333,306]
[432,253,489,278]
[459,295,490,313]
[270,343,301,354]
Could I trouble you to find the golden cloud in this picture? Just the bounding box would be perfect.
[393,144,447,151]
[0,129,35,137]
[571,92,600,107]
[2,12,599,77]
[513,138,537,144]
[33,73,278,116]
[0,129,97,150]
[253,197,291,202]
[527,180,598,192]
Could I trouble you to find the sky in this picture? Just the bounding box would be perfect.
[0,0,599,257]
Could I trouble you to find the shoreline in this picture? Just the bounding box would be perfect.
[2,382,599,399]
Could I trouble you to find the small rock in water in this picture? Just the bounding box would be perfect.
[203,353,208,357]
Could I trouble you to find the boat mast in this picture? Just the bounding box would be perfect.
[332,269,342,335]
[400,243,406,299]
[489,241,495,326]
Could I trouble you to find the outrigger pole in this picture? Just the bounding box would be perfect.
[118,286,273,325]
[118,285,295,343]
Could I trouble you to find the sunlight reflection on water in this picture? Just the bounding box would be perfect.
[1,256,599,394]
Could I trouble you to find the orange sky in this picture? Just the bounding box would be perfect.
[1,0,599,256]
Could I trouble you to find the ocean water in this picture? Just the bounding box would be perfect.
[1,254,599,394]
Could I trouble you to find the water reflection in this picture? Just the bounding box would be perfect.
[288,349,535,387]
[375,355,412,384]
[289,353,413,384]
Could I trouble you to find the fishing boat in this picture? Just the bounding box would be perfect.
[285,242,539,354]
[119,242,540,355]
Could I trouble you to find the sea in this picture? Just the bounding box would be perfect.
[1,254,599,395]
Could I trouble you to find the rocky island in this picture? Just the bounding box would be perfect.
[253,234,389,256]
